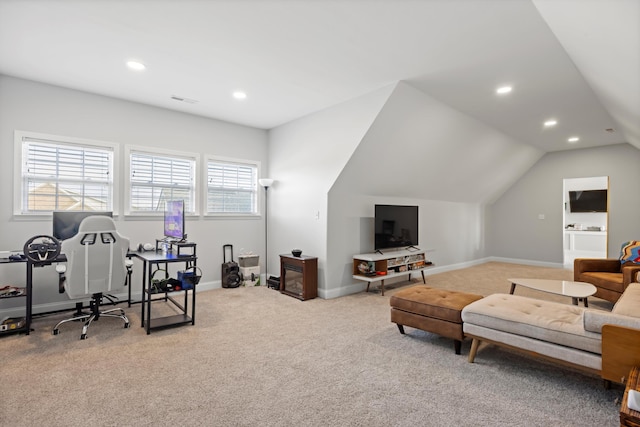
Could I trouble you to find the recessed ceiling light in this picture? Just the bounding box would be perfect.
[544,119,558,127]
[496,86,512,95]
[126,60,146,71]
[233,91,247,100]
[568,137,580,143]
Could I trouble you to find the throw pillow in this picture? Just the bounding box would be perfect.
[619,240,640,264]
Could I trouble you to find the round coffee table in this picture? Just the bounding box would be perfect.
[508,278,597,307]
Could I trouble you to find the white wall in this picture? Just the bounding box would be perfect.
[326,82,543,297]
[266,84,395,288]
[0,75,267,315]
[489,143,640,263]
[270,81,544,298]
[326,192,487,298]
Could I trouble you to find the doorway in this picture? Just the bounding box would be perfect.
[563,176,609,267]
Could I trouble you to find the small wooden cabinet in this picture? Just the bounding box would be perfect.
[280,254,317,301]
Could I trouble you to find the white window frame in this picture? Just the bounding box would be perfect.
[13,130,119,216]
[124,145,199,216]
[204,155,261,217]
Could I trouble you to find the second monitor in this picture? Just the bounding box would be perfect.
[164,200,185,241]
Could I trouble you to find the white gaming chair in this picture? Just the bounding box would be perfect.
[52,216,132,339]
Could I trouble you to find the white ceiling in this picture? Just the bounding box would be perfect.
[0,0,637,152]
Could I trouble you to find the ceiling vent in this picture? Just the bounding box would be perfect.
[170,95,199,104]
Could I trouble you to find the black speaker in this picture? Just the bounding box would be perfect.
[222,263,241,288]
[221,244,241,288]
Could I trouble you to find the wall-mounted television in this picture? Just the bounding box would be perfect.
[164,200,185,240]
[568,190,608,213]
[374,204,419,251]
[52,211,113,241]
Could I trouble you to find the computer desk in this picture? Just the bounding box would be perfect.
[128,250,197,335]
[0,254,67,336]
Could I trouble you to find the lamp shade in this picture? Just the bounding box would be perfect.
[259,178,274,188]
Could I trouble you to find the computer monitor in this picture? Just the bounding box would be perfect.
[52,211,113,241]
[164,200,185,240]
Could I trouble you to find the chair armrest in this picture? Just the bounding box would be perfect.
[574,258,621,277]
[622,263,640,286]
[602,324,640,384]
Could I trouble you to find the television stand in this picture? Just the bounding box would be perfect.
[352,249,433,296]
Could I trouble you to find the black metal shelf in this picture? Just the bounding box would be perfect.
[130,247,197,335]
[147,314,192,331]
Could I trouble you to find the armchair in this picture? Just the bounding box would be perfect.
[574,257,640,303]
[52,216,132,339]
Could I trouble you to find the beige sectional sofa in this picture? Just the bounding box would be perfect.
[461,282,640,383]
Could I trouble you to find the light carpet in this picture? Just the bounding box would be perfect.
[0,262,623,426]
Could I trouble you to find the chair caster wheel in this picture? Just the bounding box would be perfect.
[81,333,87,340]
[52,329,59,335]
[124,322,130,329]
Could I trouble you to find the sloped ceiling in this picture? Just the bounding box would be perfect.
[335,82,544,204]
[532,0,640,149]
[0,1,637,153]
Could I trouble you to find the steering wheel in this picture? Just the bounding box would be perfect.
[23,235,61,263]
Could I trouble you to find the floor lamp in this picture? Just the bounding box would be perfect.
[258,178,274,284]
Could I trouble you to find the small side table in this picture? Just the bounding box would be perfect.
[621,366,640,427]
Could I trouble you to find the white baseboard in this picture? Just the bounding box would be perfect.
[328,256,569,299]
[487,256,567,270]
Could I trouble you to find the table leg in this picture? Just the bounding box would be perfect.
[421,270,426,284]
[146,262,152,335]
[572,297,578,305]
[509,283,516,294]
[380,280,385,296]
[583,298,589,308]
[140,261,147,327]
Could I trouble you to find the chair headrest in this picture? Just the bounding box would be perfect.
[77,216,117,233]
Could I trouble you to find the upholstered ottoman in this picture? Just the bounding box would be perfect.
[390,286,483,354]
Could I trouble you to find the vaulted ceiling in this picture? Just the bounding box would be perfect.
[0,0,637,152]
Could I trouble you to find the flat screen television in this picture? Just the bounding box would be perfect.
[52,211,113,241]
[374,204,419,251]
[568,190,608,213]
[164,200,185,240]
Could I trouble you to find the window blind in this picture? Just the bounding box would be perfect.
[22,138,113,213]
[130,151,195,212]
[207,161,257,214]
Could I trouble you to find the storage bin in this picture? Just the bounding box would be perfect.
[238,254,259,267]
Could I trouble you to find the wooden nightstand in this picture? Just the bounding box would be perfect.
[621,367,640,427]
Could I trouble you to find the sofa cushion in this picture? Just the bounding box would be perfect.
[620,241,640,264]
[583,310,640,334]
[612,282,640,317]
[461,293,601,354]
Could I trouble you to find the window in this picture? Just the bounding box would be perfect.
[14,131,116,215]
[206,156,259,215]
[126,147,197,214]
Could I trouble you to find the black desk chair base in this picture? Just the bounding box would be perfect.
[52,292,130,340]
